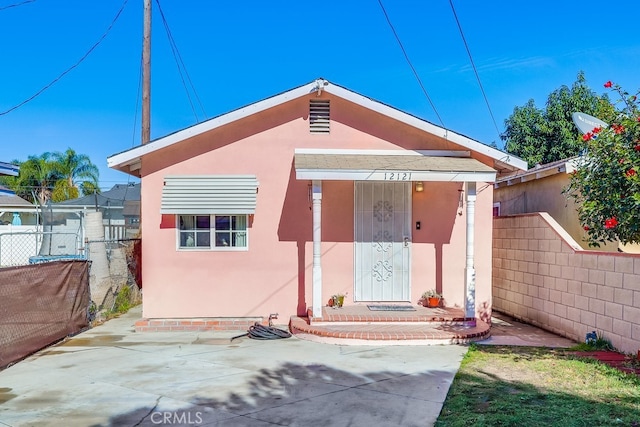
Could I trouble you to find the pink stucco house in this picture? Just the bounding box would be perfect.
[107,79,526,331]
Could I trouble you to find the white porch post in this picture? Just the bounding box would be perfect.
[312,180,323,318]
[464,181,477,320]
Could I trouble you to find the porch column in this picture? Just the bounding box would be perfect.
[311,180,323,318]
[464,181,477,320]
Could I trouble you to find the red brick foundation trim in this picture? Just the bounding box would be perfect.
[134,317,264,332]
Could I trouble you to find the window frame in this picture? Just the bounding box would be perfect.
[176,214,249,252]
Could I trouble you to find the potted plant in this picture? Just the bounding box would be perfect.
[421,290,442,308]
[330,293,346,308]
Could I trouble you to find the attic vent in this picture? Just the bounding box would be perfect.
[309,99,330,134]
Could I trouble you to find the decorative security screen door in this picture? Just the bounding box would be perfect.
[354,181,411,301]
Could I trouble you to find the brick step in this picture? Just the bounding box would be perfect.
[290,316,490,345]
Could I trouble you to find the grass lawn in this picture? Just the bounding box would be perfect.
[436,344,640,427]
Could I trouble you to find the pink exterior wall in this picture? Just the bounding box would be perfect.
[138,93,495,322]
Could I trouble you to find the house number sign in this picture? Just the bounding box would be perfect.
[384,172,412,181]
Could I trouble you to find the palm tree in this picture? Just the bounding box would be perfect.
[13,153,60,205]
[50,148,100,202]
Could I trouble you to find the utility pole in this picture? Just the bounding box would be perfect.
[142,0,151,145]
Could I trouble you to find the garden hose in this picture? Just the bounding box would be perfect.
[230,323,292,341]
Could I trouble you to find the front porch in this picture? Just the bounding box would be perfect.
[290,304,490,345]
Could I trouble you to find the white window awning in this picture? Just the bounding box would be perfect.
[294,150,497,182]
[161,175,258,215]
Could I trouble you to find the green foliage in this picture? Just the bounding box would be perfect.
[0,148,100,204]
[111,285,132,314]
[565,81,640,246]
[570,331,614,351]
[502,71,613,168]
[50,148,100,202]
[3,153,58,205]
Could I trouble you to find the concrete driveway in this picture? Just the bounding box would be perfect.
[0,306,467,427]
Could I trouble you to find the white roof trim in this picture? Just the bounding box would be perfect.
[325,84,526,171]
[494,157,578,188]
[108,79,527,173]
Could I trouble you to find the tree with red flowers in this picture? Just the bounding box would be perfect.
[565,81,640,247]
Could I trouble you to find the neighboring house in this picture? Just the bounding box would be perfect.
[53,183,141,239]
[0,163,36,226]
[0,161,19,178]
[107,78,527,323]
[0,187,37,226]
[493,157,638,253]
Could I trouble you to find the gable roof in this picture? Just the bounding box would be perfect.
[0,185,32,207]
[108,78,527,176]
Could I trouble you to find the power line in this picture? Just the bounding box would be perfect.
[154,0,207,122]
[0,0,130,116]
[376,0,445,129]
[448,0,500,139]
[0,0,35,11]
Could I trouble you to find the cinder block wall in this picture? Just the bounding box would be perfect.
[493,213,640,354]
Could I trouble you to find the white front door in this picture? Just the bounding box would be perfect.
[354,182,411,301]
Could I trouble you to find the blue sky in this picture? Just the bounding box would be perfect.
[1,0,639,189]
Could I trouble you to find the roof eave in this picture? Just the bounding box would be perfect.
[108,79,528,174]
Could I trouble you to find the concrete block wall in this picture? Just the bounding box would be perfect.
[493,212,640,354]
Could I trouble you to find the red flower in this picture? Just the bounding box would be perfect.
[635,144,640,151]
[619,158,626,164]
[604,81,613,88]
[583,225,590,231]
[604,217,618,229]
[582,132,593,142]
[627,168,637,177]
[637,116,640,122]
[612,124,625,134]
[592,126,602,134]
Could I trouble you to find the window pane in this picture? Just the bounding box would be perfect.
[234,231,247,247]
[196,216,210,229]
[215,216,231,230]
[180,232,195,247]
[215,232,231,247]
[196,231,210,247]
[233,215,247,230]
[179,215,195,230]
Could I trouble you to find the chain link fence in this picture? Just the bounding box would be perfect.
[0,209,142,312]
[0,231,84,267]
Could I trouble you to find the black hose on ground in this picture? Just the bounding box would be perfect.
[230,323,292,342]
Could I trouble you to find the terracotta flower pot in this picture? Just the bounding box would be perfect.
[426,297,440,308]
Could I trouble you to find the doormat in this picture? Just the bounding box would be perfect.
[367,305,416,311]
